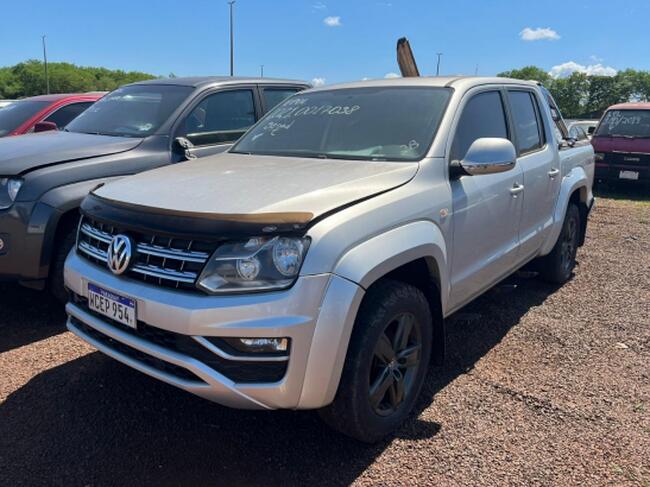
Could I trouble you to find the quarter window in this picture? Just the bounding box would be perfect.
[184,89,256,146]
[451,91,508,162]
[508,91,544,155]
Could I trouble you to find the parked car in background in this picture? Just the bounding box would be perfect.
[0,77,309,300]
[591,102,650,184]
[0,93,104,137]
[566,119,599,139]
[0,100,15,109]
[64,77,594,442]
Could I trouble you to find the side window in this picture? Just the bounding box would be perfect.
[43,102,93,128]
[571,126,587,141]
[451,91,508,162]
[507,91,543,155]
[263,88,301,111]
[184,89,256,146]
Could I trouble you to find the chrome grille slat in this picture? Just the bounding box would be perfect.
[135,243,209,263]
[76,217,216,292]
[131,264,197,284]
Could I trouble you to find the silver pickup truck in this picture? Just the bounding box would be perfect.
[63,77,594,442]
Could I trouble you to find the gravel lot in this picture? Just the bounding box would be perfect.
[0,194,648,487]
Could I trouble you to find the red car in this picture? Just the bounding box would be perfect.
[0,92,104,137]
[591,102,650,184]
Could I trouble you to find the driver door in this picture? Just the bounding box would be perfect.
[448,89,524,311]
[176,88,260,160]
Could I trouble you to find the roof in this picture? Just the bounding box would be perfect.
[131,76,310,89]
[22,92,106,102]
[306,76,539,92]
[607,102,650,111]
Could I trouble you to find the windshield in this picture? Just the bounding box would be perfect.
[66,84,193,137]
[232,87,452,161]
[0,100,49,136]
[595,110,650,138]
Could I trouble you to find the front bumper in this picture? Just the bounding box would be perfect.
[64,251,364,410]
[0,201,61,282]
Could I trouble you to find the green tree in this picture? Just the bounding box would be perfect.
[0,60,156,98]
[498,66,650,118]
[497,65,551,85]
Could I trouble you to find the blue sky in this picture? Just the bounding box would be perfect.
[1,0,649,85]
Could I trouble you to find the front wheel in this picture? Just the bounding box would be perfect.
[318,280,433,443]
[537,203,581,284]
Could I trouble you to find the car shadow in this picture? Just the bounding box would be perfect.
[595,183,649,203]
[0,284,67,353]
[0,273,557,487]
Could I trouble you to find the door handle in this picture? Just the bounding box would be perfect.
[548,168,560,178]
[509,183,524,197]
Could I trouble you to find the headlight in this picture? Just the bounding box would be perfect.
[0,178,23,209]
[197,236,310,294]
[594,152,605,162]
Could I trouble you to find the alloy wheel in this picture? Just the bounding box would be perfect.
[369,312,422,416]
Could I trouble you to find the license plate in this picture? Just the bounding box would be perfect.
[87,282,137,328]
[619,170,639,180]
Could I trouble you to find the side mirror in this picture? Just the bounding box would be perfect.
[174,136,195,150]
[174,136,197,160]
[587,126,595,135]
[33,121,58,133]
[455,137,517,176]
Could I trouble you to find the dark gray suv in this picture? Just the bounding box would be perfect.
[0,76,309,299]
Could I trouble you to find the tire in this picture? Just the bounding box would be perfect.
[48,228,77,303]
[318,279,433,443]
[537,203,581,284]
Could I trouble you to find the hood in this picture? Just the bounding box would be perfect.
[92,152,418,225]
[0,131,142,176]
[591,135,650,154]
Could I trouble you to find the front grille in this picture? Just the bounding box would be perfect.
[72,294,289,384]
[77,217,218,292]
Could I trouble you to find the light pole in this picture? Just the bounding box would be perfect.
[436,52,443,76]
[260,65,264,77]
[228,1,235,76]
[42,35,50,94]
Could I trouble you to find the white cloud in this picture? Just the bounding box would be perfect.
[312,2,326,10]
[548,61,617,78]
[312,77,326,87]
[323,16,341,27]
[384,72,400,79]
[520,27,560,41]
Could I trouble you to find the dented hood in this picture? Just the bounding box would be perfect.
[0,131,142,176]
[92,152,418,225]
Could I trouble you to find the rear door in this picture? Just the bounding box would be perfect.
[506,89,560,258]
[449,88,525,310]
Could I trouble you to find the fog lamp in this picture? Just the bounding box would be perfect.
[229,337,289,354]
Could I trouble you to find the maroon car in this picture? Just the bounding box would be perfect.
[0,92,104,137]
[591,102,650,184]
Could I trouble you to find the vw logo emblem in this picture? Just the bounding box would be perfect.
[107,234,133,275]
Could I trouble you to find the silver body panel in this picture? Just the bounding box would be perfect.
[65,77,594,409]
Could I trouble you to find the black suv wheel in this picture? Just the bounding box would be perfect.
[538,203,581,284]
[319,279,433,443]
